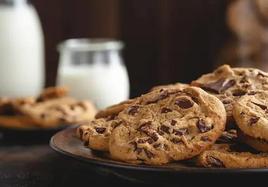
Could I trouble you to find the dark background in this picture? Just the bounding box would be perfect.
[30,0,231,97]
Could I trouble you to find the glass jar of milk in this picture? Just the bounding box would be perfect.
[0,0,44,97]
[57,39,130,109]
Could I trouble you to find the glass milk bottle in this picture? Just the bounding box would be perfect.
[57,39,130,109]
[0,0,44,97]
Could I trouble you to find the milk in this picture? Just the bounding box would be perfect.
[57,61,130,109]
[0,2,44,97]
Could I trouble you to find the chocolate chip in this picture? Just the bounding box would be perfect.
[222,99,232,104]
[95,127,106,134]
[257,72,268,78]
[175,98,193,109]
[201,79,236,94]
[158,130,164,136]
[201,136,211,141]
[163,144,169,150]
[232,89,247,96]
[105,114,117,121]
[249,116,260,126]
[70,105,76,110]
[127,106,139,115]
[251,102,267,110]
[131,141,142,153]
[146,91,169,104]
[196,119,212,133]
[160,125,170,134]
[171,120,177,126]
[150,132,159,141]
[138,138,154,144]
[153,143,161,148]
[173,128,188,136]
[161,107,172,113]
[207,156,225,168]
[77,102,88,110]
[171,138,182,144]
[137,121,152,132]
[40,113,46,119]
[239,76,249,83]
[137,139,147,144]
[248,91,257,95]
[146,138,154,144]
[191,97,199,104]
[144,149,154,159]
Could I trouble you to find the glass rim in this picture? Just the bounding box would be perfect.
[57,38,124,52]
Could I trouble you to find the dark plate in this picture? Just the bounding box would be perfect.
[50,127,268,184]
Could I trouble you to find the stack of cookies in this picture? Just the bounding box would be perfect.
[77,65,268,168]
[0,87,96,129]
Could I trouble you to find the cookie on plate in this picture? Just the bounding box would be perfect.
[191,64,268,124]
[150,83,188,92]
[109,86,226,165]
[233,91,268,140]
[77,115,122,151]
[79,83,189,152]
[238,130,268,152]
[197,144,268,168]
[95,99,135,119]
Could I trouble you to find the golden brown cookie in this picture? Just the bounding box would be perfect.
[95,99,135,119]
[197,144,268,168]
[233,91,268,141]
[238,130,268,152]
[192,64,268,124]
[18,97,97,128]
[77,116,121,151]
[36,86,68,102]
[109,86,226,165]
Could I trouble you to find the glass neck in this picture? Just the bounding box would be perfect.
[0,0,27,6]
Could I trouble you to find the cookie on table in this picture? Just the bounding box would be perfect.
[109,86,226,165]
[18,97,97,128]
[197,144,268,168]
[233,91,268,140]
[191,64,268,124]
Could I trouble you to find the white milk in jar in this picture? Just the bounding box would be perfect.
[57,39,130,109]
[0,0,44,97]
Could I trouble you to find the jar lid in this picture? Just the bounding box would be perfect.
[57,38,124,52]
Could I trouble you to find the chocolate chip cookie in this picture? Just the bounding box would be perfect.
[197,144,268,168]
[77,115,122,151]
[191,64,268,124]
[233,91,268,141]
[95,99,135,119]
[238,130,268,152]
[150,83,188,92]
[109,86,226,165]
[18,97,97,128]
